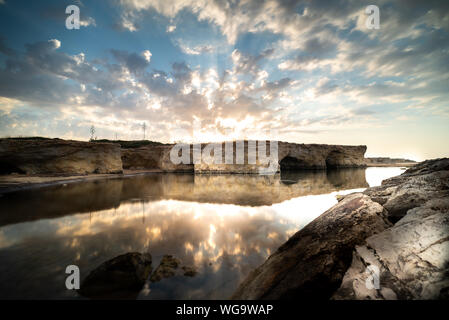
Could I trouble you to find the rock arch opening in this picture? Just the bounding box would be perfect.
[279,156,308,171]
[325,151,345,169]
[0,161,26,174]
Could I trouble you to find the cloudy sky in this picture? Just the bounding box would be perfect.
[0,0,448,160]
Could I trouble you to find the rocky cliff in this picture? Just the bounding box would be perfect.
[121,144,193,172]
[0,138,123,175]
[122,141,367,173]
[232,158,449,300]
[0,138,367,175]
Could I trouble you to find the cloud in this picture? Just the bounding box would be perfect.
[178,43,214,55]
[231,48,274,76]
[1,1,449,148]
[166,25,176,32]
[80,17,96,27]
[110,49,150,73]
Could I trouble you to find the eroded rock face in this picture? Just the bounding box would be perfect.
[121,144,194,172]
[333,197,449,300]
[0,138,122,175]
[333,159,449,300]
[122,141,367,173]
[232,193,391,299]
[278,142,367,170]
[0,139,366,174]
[364,158,449,222]
[78,252,152,299]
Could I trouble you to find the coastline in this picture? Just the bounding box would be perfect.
[0,164,412,195]
[365,162,416,167]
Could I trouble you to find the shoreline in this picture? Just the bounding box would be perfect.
[0,169,164,195]
[365,162,416,167]
[0,165,412,195]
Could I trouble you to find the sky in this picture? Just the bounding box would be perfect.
[0,0,448,161]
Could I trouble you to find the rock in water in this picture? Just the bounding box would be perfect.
[150,255,198,282]
[78,252,152,299]
[182,266,198,277]
[232,193,391,299]
[150,255,182,282]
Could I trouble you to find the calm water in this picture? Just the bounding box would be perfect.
[0,167,404,299]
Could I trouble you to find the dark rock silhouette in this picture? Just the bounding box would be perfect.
[150,255,197,282]
[78,252,152,299]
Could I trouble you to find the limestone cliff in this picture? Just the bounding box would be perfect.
[122,141,367,173]
[0,138,122,174]
[0,138,367,174]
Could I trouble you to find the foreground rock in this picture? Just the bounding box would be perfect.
[233,158,449,300]
[232,193,391,299]
[363,158,449,222]
[333,198,449,299]
[333,159,449,299]
[0,138,122,175]
[78,252,152,299]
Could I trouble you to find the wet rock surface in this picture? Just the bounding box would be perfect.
[150,255,197,282]
[232,193,391,299]
[78,252,152,299]
[233,158,449,300]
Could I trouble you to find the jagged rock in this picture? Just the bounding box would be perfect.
[0,138,122,175]
[364,158,449,222]
[233,158,449,300]
[150,255,181,282]
[182,266,198,277]
[78,252,152,299]
[333,197,449,300]
[333,159,449,299]
[150,255,198,282]
[232,193,391,299]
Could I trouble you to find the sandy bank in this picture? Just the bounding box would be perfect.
[0,169,163,194]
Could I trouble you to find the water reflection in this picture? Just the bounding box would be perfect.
[0,167,404,299]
